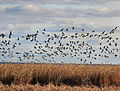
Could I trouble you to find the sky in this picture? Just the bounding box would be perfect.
[0,0,120,64]
[0,0,120,31]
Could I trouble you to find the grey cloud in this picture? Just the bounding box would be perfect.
[0,5,76,24]
[84,9,120,17]
[0,0,119,5]
[4,5,120,17]
[0,5,120,26]
[65,8,120,18]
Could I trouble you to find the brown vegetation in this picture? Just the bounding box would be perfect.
[0,83,120,91]
[0,63,120,88]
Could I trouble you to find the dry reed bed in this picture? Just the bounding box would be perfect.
[0,63,120,87]
[0,83,120,91]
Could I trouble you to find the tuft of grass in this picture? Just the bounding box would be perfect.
[0,63,120,87]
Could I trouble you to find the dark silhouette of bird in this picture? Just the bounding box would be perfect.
[82,29,84,31]
[66,28,68,31]
[60,28,64,32]
[0,33,5,38]
[9,31,12,38]
[72,27,74,30]
[43,28,45,31]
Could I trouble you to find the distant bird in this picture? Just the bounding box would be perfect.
[36,31,39,33]
[90,62,92,64]
[66,28,68,31]
[0,33,5,38]
[17,38,19,40]
[82,29,84,31]
[60,28,64,32]
[9,31,12,38]
[43,28,45,31]
[115,27,117,30]
[72,27,74,30]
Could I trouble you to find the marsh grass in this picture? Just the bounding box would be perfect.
[0,63,120,87]
[0,83,120,91]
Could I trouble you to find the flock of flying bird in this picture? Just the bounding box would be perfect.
[0,27,120,64]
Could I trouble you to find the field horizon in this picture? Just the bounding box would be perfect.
[0,63,120,91]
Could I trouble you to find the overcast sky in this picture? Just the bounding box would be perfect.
[0,0,120,64]
[0,0,120,32]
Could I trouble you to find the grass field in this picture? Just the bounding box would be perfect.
[0,83,120,91]
[0,63,120,91]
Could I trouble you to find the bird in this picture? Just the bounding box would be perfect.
[72,27,75,30]
[9,31,12,38]
[65,28,68,31]
[0,33,5,38]
[43,28,45,31]
[82,29,84,31]
[60,28,64,32]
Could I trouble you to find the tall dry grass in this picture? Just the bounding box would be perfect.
[0,83,120,91]
[0,63,120,87]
